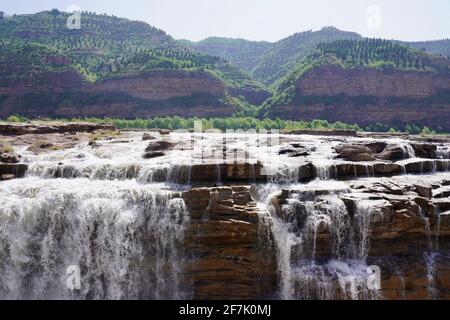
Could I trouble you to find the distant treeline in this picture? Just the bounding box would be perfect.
[1,114,441,135]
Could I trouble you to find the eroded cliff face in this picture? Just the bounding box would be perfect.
[297,66,450,98]
[269,66,450,130]
[87,71,226,101]
[272,104,450,131]
[0,70,237,119]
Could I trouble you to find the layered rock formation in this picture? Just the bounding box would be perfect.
[270,175,450,299]
[1,129,450,300]
[0,122,116,135]
[298,66,450,98]
[0,70,239,119]
[183,186,276,299]
[269,65,450,130]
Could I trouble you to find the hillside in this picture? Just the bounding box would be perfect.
[407,39,450,59]
[187,28,450,88]
[182,37,272,73]
[0,10,270,119]
[252,27,362,86]
[264,39,450,131]
[185,27,362,86]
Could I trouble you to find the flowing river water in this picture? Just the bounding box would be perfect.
[1,131,449,299]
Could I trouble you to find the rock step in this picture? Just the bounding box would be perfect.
[0,163,28,180]
[25,159,450,184]
[0,122,116,136]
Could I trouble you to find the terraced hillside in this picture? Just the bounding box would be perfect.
[0,10,270,118]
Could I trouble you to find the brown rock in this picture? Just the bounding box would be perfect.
[414,184,433,198]
[145,140,177,152]
[377,145,408,161]
[433,189,450,198]
[143,151,165,159]
[373,163,403,175]
[0,122,116,136]
[405,161,435,174]
[0,174,16,181]
[0,153,20,164]
[142,133,156,141]
[159,129,171,135]
[335,144,376,162]
[365,142,387,154]
[0,163,28,179]
[411,144,437,159]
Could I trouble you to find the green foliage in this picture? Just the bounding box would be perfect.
[264,38,450,111]
[189,28,450,87]
[388,128,399,133]
[420,126,436,135]
[0,10,263,97]
[316,39,435,72]
[407,39,450,59]
[405,123,422,135]
[186,37,273,72]
[4,114,446,134]
[2,114,361,131]
[251,27,361,86]
[6,114,29,122]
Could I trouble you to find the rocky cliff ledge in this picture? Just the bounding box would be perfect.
[174,175,450,300]
[298,66,450,98]
[0,122,116,135]
[0,70,242,119]
[2,129,450,300]
[269,66,450,130]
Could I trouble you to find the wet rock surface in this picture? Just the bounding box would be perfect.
[183,186,276,299]
[272,174,450,299]
[1,128,450,300]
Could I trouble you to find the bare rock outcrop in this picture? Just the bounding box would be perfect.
[0,122,116,136]
[183,186,275,299]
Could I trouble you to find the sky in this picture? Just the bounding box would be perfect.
[1,0,449,42]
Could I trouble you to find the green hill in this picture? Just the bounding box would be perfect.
[0,10,270,118]
[183,37,273,73]
[187,29,450,89]
[265,38,450,107]
[251,27,362,86]
[0,10,261,84]
[185,27,363,86]
[262,39,450,130]
[407,39,450,59]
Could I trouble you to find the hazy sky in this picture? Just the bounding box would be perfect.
[1,0,449,42]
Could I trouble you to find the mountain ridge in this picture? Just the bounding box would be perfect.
[1,10,450,130]
[263,39,450,130]
[0,10,271,119]
[186,27,450,86]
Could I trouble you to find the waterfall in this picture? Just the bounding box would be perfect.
[0,178,189,300]
[402,144,416,159]
[437,146,450,159]
[255,183,380,300]
[424,252,439,300]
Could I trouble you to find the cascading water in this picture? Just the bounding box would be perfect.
[0,178,189,300]
[2,130,449,300]
[255,180,381,300]
[437,146,450,159]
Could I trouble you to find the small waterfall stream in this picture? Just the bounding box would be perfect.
[255,184,382,300]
